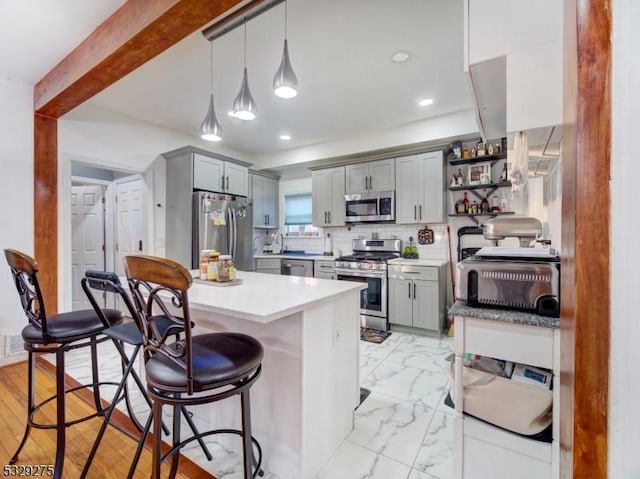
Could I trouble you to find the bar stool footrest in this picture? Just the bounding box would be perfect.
[160,429,264,478]
[28,380,121,429]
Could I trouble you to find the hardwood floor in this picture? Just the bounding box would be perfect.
[0,360,209,479]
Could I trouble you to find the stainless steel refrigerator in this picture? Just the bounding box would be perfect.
[192,191,253,271]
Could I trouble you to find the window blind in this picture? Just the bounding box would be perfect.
[284,193,312,225]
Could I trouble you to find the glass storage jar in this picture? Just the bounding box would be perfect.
[207,251,220,281]
[217,255,234,282]
[200,249,214,280]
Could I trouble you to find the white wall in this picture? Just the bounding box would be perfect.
[252,110,479,170]
[0,75,34,342]
[610,0,640,476]
[468,0,562,64]
[57,113,251,310]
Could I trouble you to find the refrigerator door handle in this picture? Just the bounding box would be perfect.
[231,208,237,258]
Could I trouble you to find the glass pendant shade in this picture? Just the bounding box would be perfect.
[233,67,257,121]
[273,39,298,99]
[200,93,222,141]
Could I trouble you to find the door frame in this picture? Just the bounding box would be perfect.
[58,155,147,312]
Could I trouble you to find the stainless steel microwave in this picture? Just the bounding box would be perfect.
[345,190,395,223]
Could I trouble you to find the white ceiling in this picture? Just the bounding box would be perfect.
[2,0,474,157]
[0,0,126,84]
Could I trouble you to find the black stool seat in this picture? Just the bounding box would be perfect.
[146,333,264,392]
[104,315,175,345]
[22,309,124,344]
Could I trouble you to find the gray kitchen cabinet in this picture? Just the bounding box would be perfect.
[162,146,252,267]
[251,172,279,228]
[255,258,281,274]
[312,166,345,227]
[314,260,336,279]
[192,152,248,196]
[345,158,395,194]
[388,264,446,332]
[395,151,444,224]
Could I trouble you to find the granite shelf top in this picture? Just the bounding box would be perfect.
[448,301,560,329]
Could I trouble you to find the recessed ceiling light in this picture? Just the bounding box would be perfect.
[391,51,411,63]
[418,98,434,107]
[279,135,291,141]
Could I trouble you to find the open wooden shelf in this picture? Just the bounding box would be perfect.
[449,152,507,165]
[448,182,512,192]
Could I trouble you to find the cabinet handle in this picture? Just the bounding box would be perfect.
[419,205,422,220]
[328,211,331,224]
[414,205,417,220]
[369,176,373,190]
[408,282,411,299]
[226,175,230,190]
[324,211,327,224]
[413,283,417,299]
[221,175,225,190]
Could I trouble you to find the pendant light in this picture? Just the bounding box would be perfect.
[273,0,298,99]
[200,41,222,141]
[232,21,257,121]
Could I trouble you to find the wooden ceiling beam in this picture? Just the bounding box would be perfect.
[34,0,245,118]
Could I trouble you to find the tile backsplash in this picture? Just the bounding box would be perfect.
[281,223,450,260]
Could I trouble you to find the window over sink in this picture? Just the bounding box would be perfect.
[284,193,321,237]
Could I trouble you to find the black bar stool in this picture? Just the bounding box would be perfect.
[3,249,125,479]
[124,254,264,479]
[79,270,212,479]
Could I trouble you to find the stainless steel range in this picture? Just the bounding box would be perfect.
[335,239,402,331]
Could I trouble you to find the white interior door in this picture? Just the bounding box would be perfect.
[71,185,105,311]
[115,176,146,275]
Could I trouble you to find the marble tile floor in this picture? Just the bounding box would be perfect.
[316,331,455,479]
[53,330,454,479]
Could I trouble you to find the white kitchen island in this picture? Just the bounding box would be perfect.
[181,271,365,479]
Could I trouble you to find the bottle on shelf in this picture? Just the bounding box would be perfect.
[470,200,479,214]
[500,162,508,183]
[462,192,469,213]
[500,191,509,212]
[491,194,500,212]
[455,197,465,214]
[456,168,464,186]
[481,190,490,213]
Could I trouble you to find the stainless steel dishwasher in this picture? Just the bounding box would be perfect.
[281,259,314,277]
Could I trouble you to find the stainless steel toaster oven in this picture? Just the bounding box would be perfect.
[456,247,560,317]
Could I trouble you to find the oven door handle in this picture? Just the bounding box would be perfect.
[336,270,386,279]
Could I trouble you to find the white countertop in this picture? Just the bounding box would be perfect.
[254,253,335,261]
[388,257,449,267]
[187,271,363,323]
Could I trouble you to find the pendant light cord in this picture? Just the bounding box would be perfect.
[243,21,247,68]
[209,41,214,93]
[284,0,288,39]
